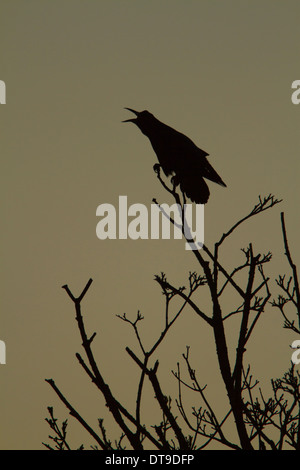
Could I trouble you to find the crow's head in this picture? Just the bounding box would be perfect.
[123,108,156,135]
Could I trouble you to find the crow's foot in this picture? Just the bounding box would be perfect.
[153,163,161,174]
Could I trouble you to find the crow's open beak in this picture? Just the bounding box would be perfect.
[122,107,140,122]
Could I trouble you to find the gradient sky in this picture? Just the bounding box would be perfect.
[1,1,299,449]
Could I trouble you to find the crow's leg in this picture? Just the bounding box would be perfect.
[171,174,180,190]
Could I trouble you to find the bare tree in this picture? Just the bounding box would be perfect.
[44,171,300,450]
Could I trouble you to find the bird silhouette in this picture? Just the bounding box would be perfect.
[123,108,226,204]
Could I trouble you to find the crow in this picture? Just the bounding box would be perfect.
[123,108,226,204]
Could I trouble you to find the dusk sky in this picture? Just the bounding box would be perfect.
[1,1,299,449]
